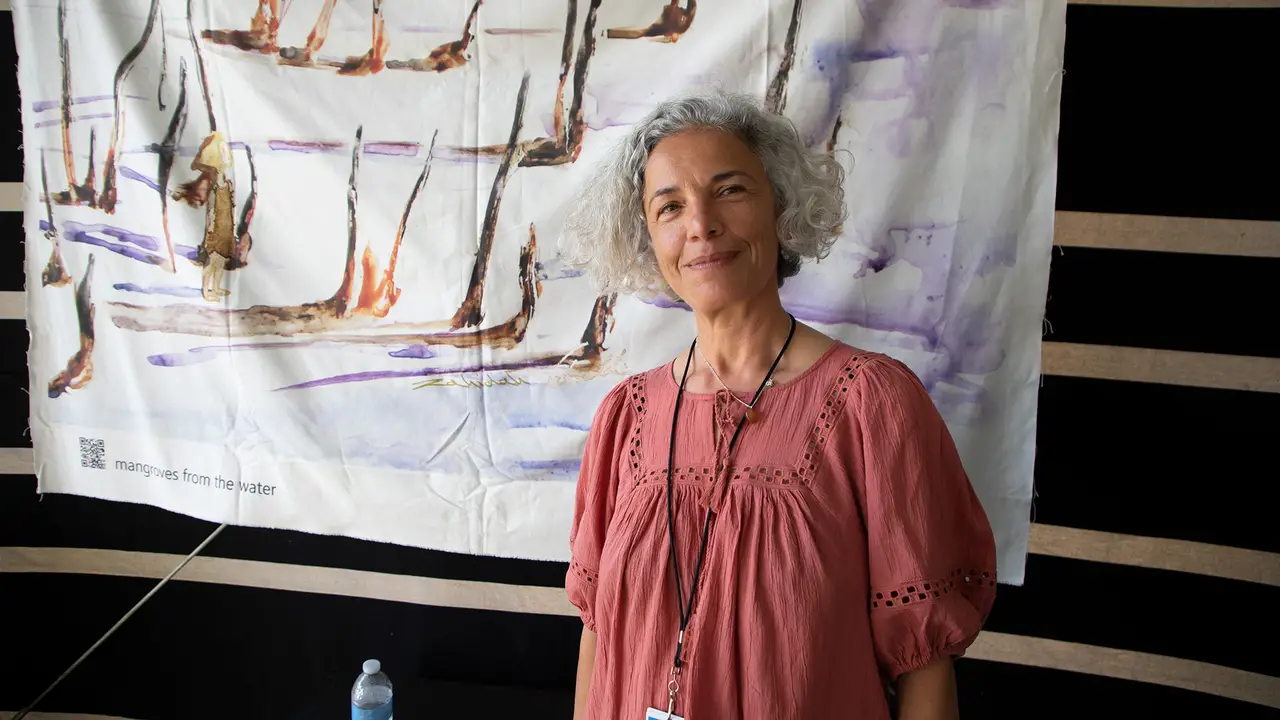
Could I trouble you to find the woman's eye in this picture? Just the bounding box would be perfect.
[719,185,743,196]
[659,203,679,215]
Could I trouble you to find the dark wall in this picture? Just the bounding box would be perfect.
[3,4,1278,719]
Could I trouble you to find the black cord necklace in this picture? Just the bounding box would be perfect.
[661,313,797,714]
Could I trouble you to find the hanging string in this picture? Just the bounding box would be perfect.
[12,523,229,720]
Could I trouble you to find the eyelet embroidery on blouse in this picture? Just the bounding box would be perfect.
[635,466,716,487]
[633,464,805,488]
[570,559,598,586]
[626,375,648,476]
[730,464,808,487]
[797,353,874,483]
[870,568,996,609]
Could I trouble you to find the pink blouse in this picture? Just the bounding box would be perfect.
[567,343,997,719]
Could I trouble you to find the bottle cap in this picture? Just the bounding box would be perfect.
[362,659,381,675]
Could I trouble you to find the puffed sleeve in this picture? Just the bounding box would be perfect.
[851,356,997,680]
[565,380,635,632]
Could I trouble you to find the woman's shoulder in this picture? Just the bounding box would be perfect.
[796,342,934,413]
[834,348,942,426]
[590,363,673,423]
[796,340,897,385]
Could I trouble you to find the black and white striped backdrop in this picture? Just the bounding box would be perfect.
[2,1,1278,718]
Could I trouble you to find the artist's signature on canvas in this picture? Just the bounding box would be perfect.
[412,349,631,391]
[413,372,529,390]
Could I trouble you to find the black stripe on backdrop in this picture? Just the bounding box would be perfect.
[1055,6,1280,222]
[1044,248,1280,359]
[0,12,18,184]
[955,661,1280,720]
[0,573,581,719]
[0,374,27,447]
[0,320,23,374]
[1035,375,1280,554]
[1,213,23,292]
[4,573,1275,720]
[0,319,28,449]
[987,554,1278,678]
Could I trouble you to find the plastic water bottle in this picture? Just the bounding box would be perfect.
[351,659,393,720]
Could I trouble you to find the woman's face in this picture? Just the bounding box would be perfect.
[643,128,779,312]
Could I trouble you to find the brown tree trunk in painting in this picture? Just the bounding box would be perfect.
[549,0,578,145]
[157,7,168,111]
[53,0,94,206]
[279,0,338,64]
[39,156,71,288]
[202,0,281,54]
[188,0,218,132]
[573,294,618,366]
[523,0,600,166]
[445,0,601,168]
[449,73,531,331]
[605,0,696,43]
[336,0,390,76]
[565,0,603,161]
[251,0,282,50]
[306,0,338,58]
[48,255,96,399]
[483,223,542,347]
[234,146,258,264]
[82,128,97,205]
[827,114,842,152]
[368,131,438,318]
[385,0,481,73]
[57,0,75,190]
[329,126,365,317]
[766,0,804,114]
[157,60,190,274]
[100,0,163,214]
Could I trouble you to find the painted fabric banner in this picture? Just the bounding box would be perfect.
[15,0,1063,584]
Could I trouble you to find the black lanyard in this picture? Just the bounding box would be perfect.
[665,315,797,674]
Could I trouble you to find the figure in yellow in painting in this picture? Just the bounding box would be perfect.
[173,132,253,303]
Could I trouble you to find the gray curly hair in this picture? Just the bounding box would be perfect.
[558,90,848,299]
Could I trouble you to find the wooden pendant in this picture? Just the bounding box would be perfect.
[744,407,759,423]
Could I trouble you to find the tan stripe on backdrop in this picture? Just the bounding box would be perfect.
[1055,211,1280,258]
[966,632,1280,709]
[0,291,23,321]
[0,182,20,211]
[1041,342,1280,394]
[1027,524,1280,587]
[0,448,33,475]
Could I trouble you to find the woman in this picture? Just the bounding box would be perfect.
[558,91,996,720]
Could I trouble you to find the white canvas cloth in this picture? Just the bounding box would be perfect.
[16,0,1064,584]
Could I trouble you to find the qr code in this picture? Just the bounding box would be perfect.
[80,437,106,470]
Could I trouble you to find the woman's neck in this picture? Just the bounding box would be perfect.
[692,296,793,391]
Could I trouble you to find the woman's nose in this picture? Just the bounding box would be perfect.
[684,199,723,241]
